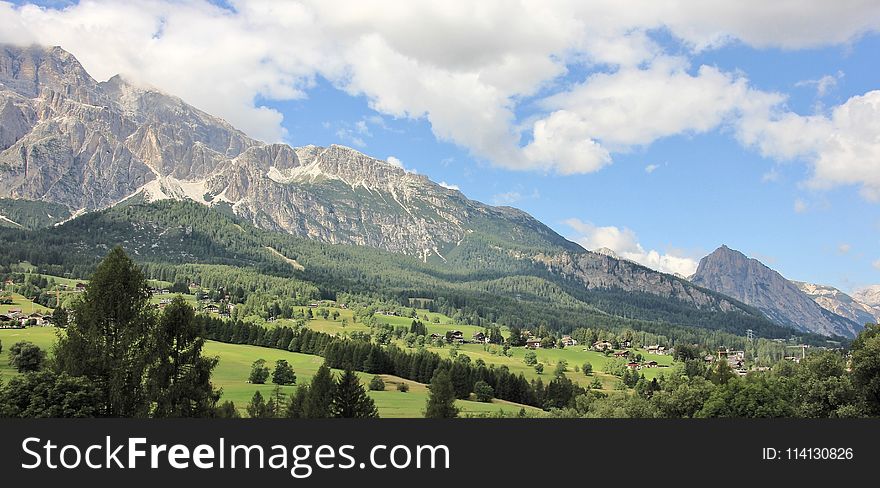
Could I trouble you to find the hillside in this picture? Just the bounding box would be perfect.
[0,200,830,347]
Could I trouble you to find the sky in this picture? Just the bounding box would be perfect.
[1,0,879,293]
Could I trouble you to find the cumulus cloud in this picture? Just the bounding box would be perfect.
[565,218,699,277]
[739,90,880,202]
[385,156,404,168]
[1,0,879,194]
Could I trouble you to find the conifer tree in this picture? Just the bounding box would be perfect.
[304,364,335,418]
[425,369,458,418]
[55,246,155,417]
[333,367,379,418]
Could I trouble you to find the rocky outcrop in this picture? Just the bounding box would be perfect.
[795,281,880,329]
[691,245,861,338]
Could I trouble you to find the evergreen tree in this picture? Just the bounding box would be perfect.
[304,364,335,418]
[425,369,458,418]
[285,385,310,418]
[272,359,297,385]
[215,401,240,418]
[54,247,155,417]
[246,390,270,418]
[333,367,379,418]
[147,296,220,417]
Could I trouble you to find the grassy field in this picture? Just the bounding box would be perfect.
[204,340,542,418]
[0,327,542,418]
[281,306,677,390]
[0,292,52,315]
[0,326,58,378]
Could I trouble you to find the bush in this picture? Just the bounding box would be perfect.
[369,375,385,391]
[396,382,410,393]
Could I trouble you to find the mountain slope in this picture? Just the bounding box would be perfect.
[0,199,822,344]
[0,43,575,261]
[795,281,880,328]
[691,245,861,338]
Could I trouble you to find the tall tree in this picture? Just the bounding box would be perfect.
[285,385,310,418]
[333,367,379,418]
[272,359,297,385]
[146,296,221,417]
[425,369,459,418]
[246,390,270,418]
[54,247,155,417]
[304,364,335,418]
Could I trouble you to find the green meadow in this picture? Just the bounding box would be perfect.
[0,327,543,418]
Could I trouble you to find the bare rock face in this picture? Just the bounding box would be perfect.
[691,245,862,338]
[795,281,880,329]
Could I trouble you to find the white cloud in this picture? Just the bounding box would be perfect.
[794,199,808,213]
[839,243,852,254]
[438,181,459,191]
[796,72,843,97]
[739,90,880,202]
[873,259,880,271]
[1,0,879,191]
[565,218,699,276]
[386,156,404,168]
[645,164,660,174]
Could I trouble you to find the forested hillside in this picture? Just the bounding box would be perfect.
[0,200,834,346]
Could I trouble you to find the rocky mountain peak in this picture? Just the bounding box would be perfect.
[692,245,862,338]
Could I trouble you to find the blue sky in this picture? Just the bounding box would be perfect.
[2,0,879,292]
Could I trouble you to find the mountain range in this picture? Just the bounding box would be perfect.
[0,43,872,341]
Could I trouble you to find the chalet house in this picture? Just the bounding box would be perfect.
[621,340,632,348]
[204,304,220,314]
[613,350,630,358]
[472,332,488,343]
[3,279,13,286]
[561,335,578,347]
[643,360,658,368]
[525,338,542,349]
[448,330,465,343]
[27,312,46,326]
[626,362,640,369]
[75,282,87,292]
[592,340,613,352]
